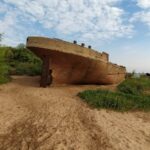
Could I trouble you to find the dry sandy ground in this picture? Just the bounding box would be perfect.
[0,76,150,150]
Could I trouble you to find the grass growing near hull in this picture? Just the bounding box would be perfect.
[78,76,150,112]
[78,90,150,111]
[118,77,150,95]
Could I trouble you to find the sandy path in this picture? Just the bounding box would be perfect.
[0,76,150,150]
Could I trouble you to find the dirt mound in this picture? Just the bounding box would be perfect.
[0,76,150,150]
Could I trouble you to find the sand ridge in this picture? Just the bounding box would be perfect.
[0,76,150,150]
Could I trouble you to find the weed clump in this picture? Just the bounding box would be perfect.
[118,77,150,95]
[78,76,150,112]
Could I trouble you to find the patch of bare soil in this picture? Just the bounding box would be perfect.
[0,76,150,150]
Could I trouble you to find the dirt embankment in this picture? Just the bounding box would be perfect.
[0,76,150,150]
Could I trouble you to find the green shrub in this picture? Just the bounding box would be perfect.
[15,62,42,76]
[0,47,11,84]
[0,46,42,84]
[118,77,150,95]
[11,48,37,62]
[78,90,150,111]
[0,74,10,84]
[9,47,42,76]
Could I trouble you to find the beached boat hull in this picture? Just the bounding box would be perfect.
[26,37,126,86]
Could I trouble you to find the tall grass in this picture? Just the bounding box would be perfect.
[118,76,150,95]
[78,89,150,111]
[78,76,150,112]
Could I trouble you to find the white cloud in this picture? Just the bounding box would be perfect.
[131,11,150,27]
[3,0,27,6]
[0,11,18,45]
[131,0,150,28]
[1,0,133,46]
[137,0,150,9]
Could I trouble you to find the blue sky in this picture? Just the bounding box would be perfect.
[0,0,150,73]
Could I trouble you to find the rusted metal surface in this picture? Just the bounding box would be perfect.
[26,36,126,86]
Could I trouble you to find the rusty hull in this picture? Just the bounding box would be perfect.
[26,36,126,86]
